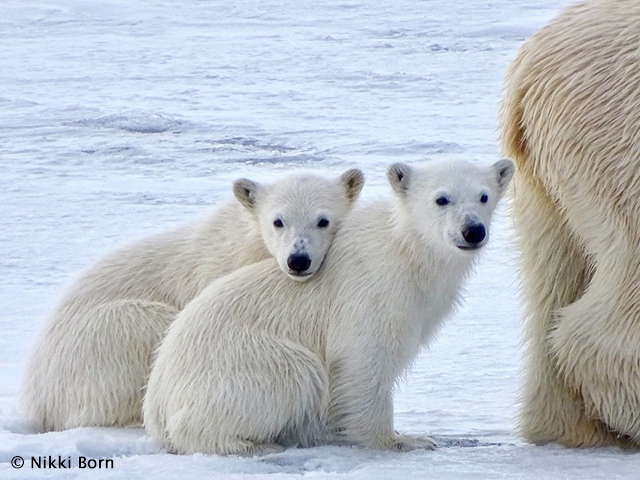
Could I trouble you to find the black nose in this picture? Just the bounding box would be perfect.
[287,253,312,273]
[462,223,486,244]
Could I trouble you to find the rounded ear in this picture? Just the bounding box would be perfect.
[492,158,515,192]
[386,163,412,195]
[232,178,262,210]
[340,168,365,202]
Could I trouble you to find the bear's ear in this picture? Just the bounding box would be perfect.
[386,163,412,196]
[340,168,365,203]
[233,178,262,210]
[492,158,515,193]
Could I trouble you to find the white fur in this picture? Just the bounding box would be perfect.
[19,169,364,432]
[500,0,640,448]
[143,159,514,456]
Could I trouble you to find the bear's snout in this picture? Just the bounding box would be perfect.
[462,223,486,246]
[287,253,312,274]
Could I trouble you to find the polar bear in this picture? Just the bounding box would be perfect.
[20,168,365,433]
[500,0,640,448]
[143,158,514,456]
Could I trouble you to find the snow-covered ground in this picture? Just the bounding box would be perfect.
[2,0,638,478]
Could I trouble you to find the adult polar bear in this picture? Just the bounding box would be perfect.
[20,169,364,433]
[500,0,640,447]
[144,158,514,455]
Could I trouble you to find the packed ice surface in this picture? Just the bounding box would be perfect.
[2,0,639,478]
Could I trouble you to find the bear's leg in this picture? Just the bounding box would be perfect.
[550,247,640,446]
[165,333,328,456]
[328,348,435,451]
[21,300,177,431]
[512,173,620,447]
[213,439,286,457]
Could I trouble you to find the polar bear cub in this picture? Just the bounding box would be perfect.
[143,159,514,456]
[20,168,364,433]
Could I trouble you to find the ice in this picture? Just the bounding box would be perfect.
[63,113,190,134]
[3,0,640,478]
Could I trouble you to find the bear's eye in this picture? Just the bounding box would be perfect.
[273,219,284,228]
[435,196,449,206]
[480,193,489,204]
[317,218,329,228]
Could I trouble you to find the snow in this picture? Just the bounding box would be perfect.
[1,0,638,478]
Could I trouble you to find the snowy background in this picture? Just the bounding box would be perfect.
[1,0,638,478]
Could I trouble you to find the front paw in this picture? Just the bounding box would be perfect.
[392,434,437,451]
